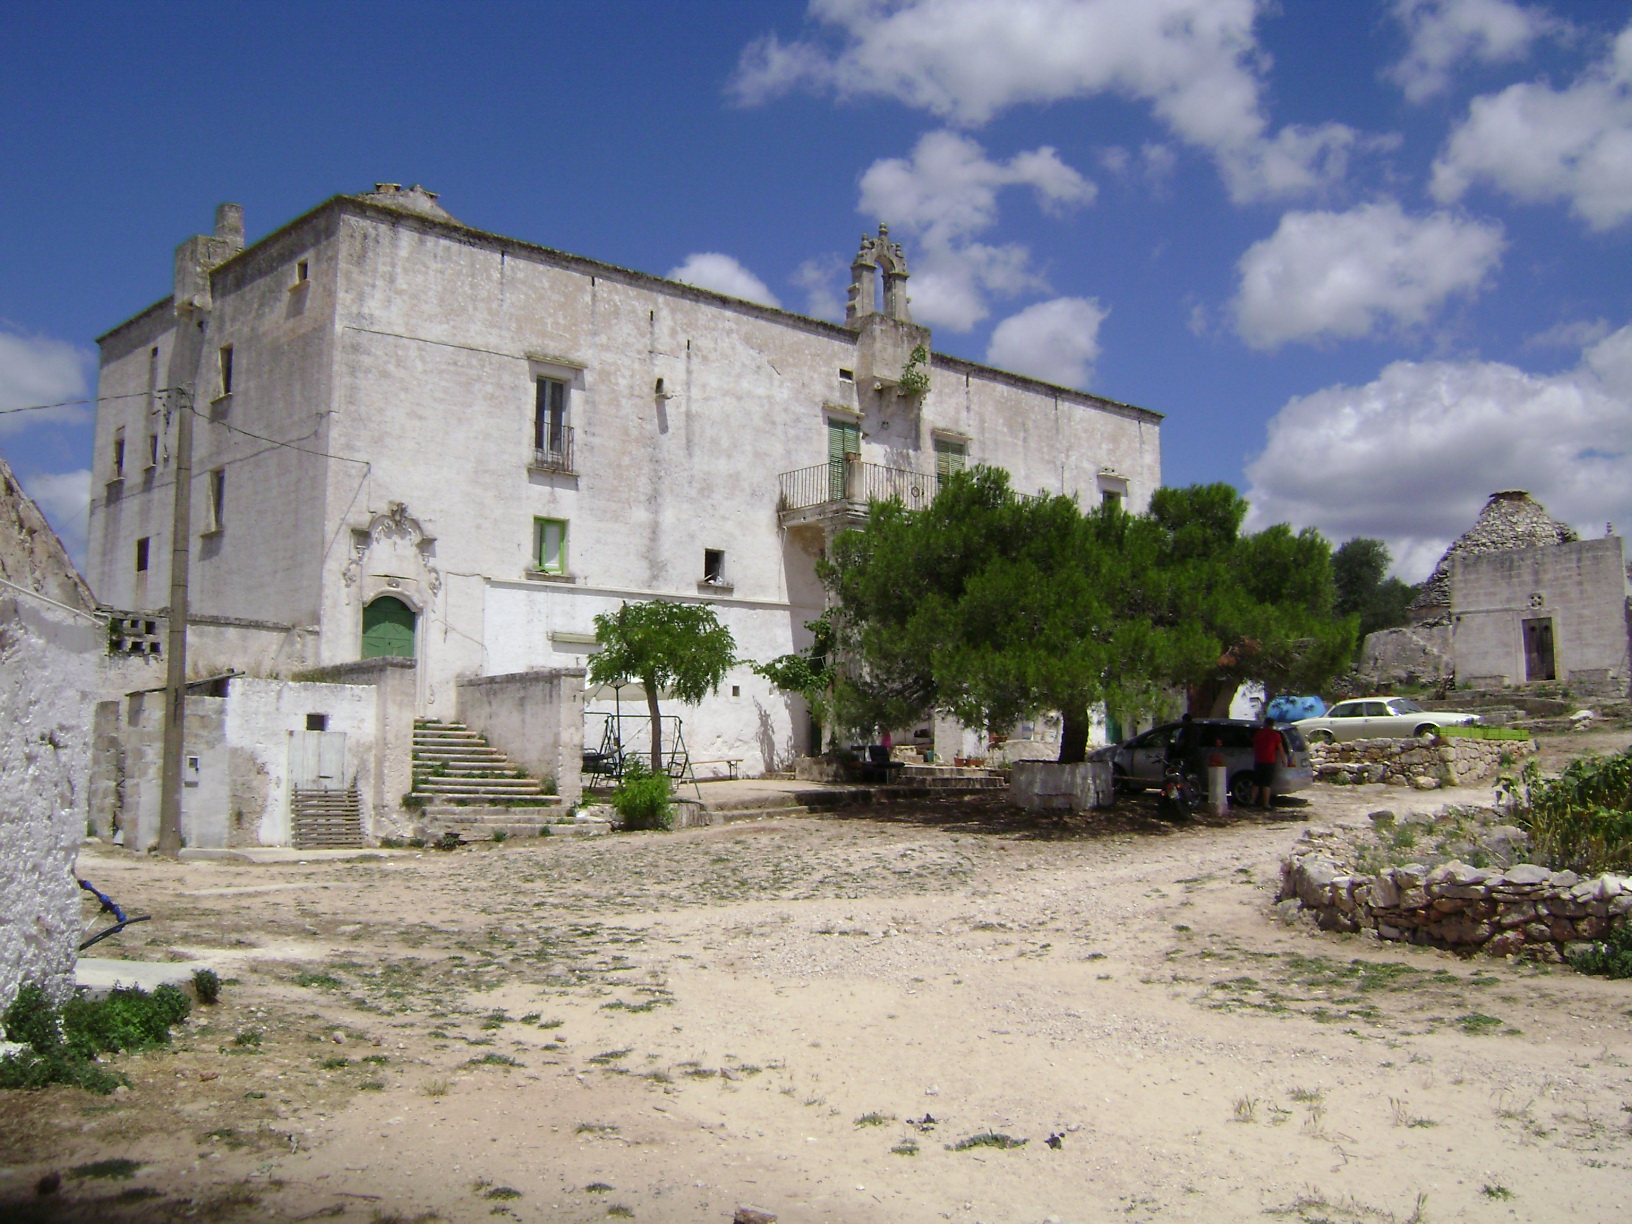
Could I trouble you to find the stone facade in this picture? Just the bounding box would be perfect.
[1280,838,1630,961]
[1307,735,1535,789]
[0,454,101,1008]
[86,188,1162,779]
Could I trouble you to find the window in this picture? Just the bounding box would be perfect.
[146,433,158,470]
[933,438,966,490]
[135,537,150,573]
[206,468,225,532]
[838,368,854,382]
[218,344,233,396]
[147,346,159,408]
[112,427,125,479]
[1102,489,1123,509]
[532,377,572,471]
[305,713,328,731]
[827,418,860,499]
[534,517,567,574]
[295,259,309,284]
[703,549,726,585]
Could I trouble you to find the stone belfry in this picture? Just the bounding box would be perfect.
[844,225,931,407]
[845,224,914,326]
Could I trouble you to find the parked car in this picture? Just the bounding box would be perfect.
[1092,718,1313,807]
[1293,696,1480,743]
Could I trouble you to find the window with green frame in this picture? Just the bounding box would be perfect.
[534,517,568,574]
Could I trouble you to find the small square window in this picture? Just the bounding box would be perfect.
[534,517,568,574]
[135,537,150,573]
[306,713,328,731]
[703,549,726,585]
[838,368,854,382]
[218,344,234,396]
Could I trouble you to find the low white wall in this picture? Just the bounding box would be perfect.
[1011,760,1113,812]
[457,668,585,804]
[0,595,100,1008]
[225,678,378,845]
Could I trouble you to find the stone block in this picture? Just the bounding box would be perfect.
[1523,922,1552,942]
[1497,902,1536,927]
[1370,873,1400,908]
[1377,923,1405,941]
[1397,887,1429,910]
[1431,896,1467,914]
[1551,870,1581,889]
[1610,894,1632,917]
[1486,930,1524,957]
[1578,915,1606,940]
[1409,775,1440,790]
[1549,917,1578,942]
[1500,864,1551,886]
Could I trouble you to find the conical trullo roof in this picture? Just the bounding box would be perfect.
[1411,490,1578,615]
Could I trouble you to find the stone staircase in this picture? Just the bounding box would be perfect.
[291,788,364,848]
[411,720,566,839]
[897,763,1006,790]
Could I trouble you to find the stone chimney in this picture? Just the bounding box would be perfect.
[173,202,245,313]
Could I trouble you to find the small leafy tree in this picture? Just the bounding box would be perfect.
[1333,537,1418,640]
[588,601,736,773]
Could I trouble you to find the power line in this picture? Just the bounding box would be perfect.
[193,406,372,469]
[0,389,172,417]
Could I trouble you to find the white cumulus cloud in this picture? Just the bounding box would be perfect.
[0,324,91,435]
[21,468,91,569]
[1245,322,1632,581]
[985,297,1108,389]
[856,130,1093,330]
[1388,0,1563,103]
[732,0,1363,203]
[1431,21,1632,229]
[1232,200,1505,350]
[666,253,781,308]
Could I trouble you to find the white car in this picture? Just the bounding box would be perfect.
[1294,697,1480,743]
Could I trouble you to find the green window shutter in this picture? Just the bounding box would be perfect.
[361,596,416,659]
[934,439,966,488]
[535,518,567,573]
[827,420,859,500]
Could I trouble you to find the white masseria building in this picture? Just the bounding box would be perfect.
[87,185,1162,778]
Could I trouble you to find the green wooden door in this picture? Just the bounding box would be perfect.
[361,596,416,659]
[827,419,859,499]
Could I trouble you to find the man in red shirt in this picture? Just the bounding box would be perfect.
[1251,716,1284,809]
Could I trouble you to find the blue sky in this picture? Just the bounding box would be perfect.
[3,0,1631,580]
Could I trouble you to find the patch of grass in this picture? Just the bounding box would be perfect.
[1482,1184,1513,1200]
[467,1052,522,1068]
[69,1158,143,1180]
[232,1029,262,1047]
[854,1111,894,1127]
[421,1078,449,1097]
[484,1187,521,1201]
[575,1122,618,1134]
[1,982,192,1095]
[1456,1012,1505,1035]
[361,1053,389,1064]
[294,971,344,990]
[606,1206,635,1218]
[1232,1097,1258,1123]
[891,1140,920,1156]
[519,1013,541,1023]
[319,1056,352,1070]
[360,1080,387,1091]
[587,1048,633,1065]
[585,1183,614,1194]
[538,1018,564,1030]
[947,1131,1027,1150]
[1389,1097,1438,1129]
[192,968,221,1005]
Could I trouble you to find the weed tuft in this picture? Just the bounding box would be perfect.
[947,1131,1027,1150]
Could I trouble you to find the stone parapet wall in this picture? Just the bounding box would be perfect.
[1279,837,1630,961]
[1307,736,1535,789]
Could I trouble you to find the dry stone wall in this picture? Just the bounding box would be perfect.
[1307,736,1534,789]
[1279,831,1630,961]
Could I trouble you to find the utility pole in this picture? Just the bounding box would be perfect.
[157,386,194,858]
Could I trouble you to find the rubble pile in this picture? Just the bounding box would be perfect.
[1307,735,1535,789]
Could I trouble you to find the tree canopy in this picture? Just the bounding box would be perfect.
[782,468,1355,762]
[588,600,736,772]
[1332,537,1419,640]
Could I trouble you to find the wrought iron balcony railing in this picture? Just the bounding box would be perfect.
[777,458,934,521]
[529,424,575,474]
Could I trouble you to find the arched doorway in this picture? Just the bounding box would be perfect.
[361,595,416,659]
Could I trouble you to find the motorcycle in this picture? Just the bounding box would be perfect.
[1155,762,1199,820]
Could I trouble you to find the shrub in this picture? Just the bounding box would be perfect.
[1570,923,1632,980]
[1438,725,1533,741]
[1501,754,1632,874]
[611,763,673,831]
[1,982,191,1095]
[192,968,221,1005]
[491,829,508,844]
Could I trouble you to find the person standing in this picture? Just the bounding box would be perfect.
[1251,716,1284,808]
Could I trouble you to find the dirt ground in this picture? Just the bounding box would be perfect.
[4,740,1631,1224]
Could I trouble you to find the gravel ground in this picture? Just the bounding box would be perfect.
[2,758,1630,1224]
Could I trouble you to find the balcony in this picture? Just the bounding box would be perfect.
[528,425,575,475]
[777,457,934,529]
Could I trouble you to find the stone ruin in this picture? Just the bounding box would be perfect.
[1409,490,1578,623]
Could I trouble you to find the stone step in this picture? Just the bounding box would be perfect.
[415,779,545,793]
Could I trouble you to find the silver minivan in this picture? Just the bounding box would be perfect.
[1096,719,1314,807]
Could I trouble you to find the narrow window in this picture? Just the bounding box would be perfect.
[305,713,328,731]
[208,468,225,531]
[146,433,158,470]
[295,259,309,284]
[135,537,150,572]
[112,427,125,478]
[703,549,726,584]
[534,377,567,454]
[147,346,159,408]
[218,344,234,396]
[534,517,567,574]
[654,376,665,395]
[933,438,966,491]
